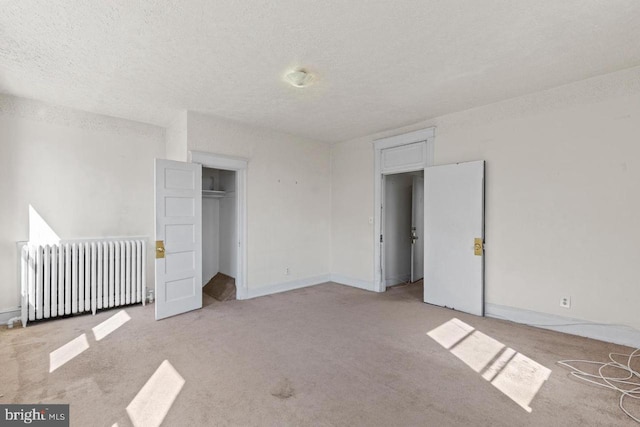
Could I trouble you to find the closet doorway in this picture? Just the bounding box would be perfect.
[202,167,237,301]
[191,150,248,301]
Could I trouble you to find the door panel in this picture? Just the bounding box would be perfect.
[411,175,424,282]
[424,161,484,316]
[155,159,202,320]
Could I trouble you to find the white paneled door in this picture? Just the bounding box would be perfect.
[155,159,202,320]
[424,161,485,316]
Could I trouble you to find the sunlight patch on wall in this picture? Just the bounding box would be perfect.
[428,318,551,413]
[29,205,60,245]
[49,333,89,373]
[126,360,185,427]
[92,310,131,341]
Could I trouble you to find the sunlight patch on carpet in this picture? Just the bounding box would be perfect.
[126,360,185,427]
[482,347,517,381]
[428,318,551,412]
[491,352,551,412]
[92,310,131,341]
[49,333,90,373]
[426,317,474,349]
[451,330,505,373]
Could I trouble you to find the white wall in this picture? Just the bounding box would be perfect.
[219,195,236,278]
[218,170,236,278]
[202,166,220,192]
[0,95,165,318]
[384,173,413,286]
[202,197,220,284]
[330,139,375,283]
[187,112,331,290]
[202,167,221,284]
[166,111,188,162]
[331,66,640,332]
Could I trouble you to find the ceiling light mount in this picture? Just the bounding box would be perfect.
[284,68,313,88]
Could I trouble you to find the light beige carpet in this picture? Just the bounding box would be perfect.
[1,282,637,426]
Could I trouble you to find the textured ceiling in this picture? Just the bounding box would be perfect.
[1,1,640,142]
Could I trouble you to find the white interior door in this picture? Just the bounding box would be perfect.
[424,160,484,316]
[411,175,424,282]
[155,159,202,320]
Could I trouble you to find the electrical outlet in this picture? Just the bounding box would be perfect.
[285,267,290,275]
[560,296,571,308]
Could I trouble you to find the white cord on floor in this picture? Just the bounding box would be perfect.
[558,348,640,423]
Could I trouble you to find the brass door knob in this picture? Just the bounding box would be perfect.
[155,240,165,259]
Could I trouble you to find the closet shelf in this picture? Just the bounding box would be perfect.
[202,190,226,199]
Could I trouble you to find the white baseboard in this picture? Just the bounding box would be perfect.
[245,274,331,299]
[0,308,21,325]
[485,303,640,348]
[329,274,377,292]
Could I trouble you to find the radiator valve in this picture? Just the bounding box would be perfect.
[7,316,22,328]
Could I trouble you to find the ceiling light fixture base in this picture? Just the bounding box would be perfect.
[284,69,313,88]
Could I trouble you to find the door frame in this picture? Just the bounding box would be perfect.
[373,128,435,292]
[190,150,249,300]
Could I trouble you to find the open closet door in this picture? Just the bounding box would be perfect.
[424,160,485,316]
[154,159,202,320]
